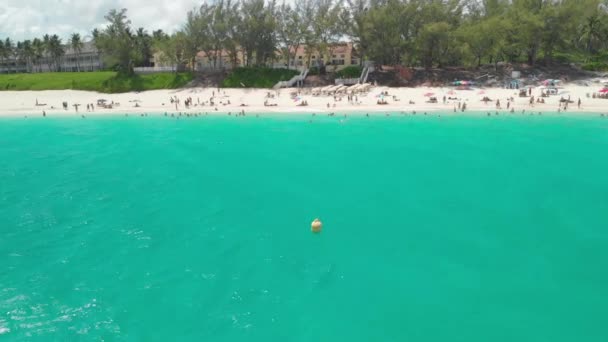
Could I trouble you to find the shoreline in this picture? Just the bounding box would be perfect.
[1,110,604,120]
[0,85,606,118]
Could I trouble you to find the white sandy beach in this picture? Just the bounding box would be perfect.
[0,84,606,117]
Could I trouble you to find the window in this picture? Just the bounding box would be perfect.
[312,55,316,59]
[340,54,345,58]
[298,56,302,59]
[332,55,337,58]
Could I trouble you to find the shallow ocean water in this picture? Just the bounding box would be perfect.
[1,113,607,341]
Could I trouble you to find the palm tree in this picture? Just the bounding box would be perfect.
[23,40,34,73]
[43,34,51,71]
[32,38,44,72]
[16,40,34,73]
[70,33,84,72]
[0,39,5,73]
[135,27,153,67]
[16,41,25,72]
[91,29,101,49]
[579,14,604,54]
[3,38,14,73]
[49,35,64,71]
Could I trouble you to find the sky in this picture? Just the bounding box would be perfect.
[0,0,204,42]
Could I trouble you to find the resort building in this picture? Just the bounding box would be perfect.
[149,42,360,72]
[284,42,360,71]
[0,41,103,73]
[194,49,245,71]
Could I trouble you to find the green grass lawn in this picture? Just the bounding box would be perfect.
[0,72,193,93]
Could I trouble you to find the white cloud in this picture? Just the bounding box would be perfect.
[0,0,202,42]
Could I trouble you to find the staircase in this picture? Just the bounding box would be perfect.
[359,65,373,84]
[274,68,309,89]
[335,64,374,85]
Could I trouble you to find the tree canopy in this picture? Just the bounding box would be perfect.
[2,0,608,73]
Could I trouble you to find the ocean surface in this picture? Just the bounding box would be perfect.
[1,113,607,341]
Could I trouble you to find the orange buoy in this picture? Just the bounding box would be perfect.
[311,218,322,233]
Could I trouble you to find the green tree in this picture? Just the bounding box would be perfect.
[2,38,15,73]
[579,12,606,54]
[309,0,344,67]
[276,1,310,68]
[42,34,51,71]
[70,33,84,71]
[135,28,153,67]
[32,38,44,72]
[48,35,64,71]
[94,8,140,74]
[155,32,188,71]
[17,40,34,72]
[344,0,370,65]
[0,39,6,74]
[417,22,452,68]
[239,0,278,66]
[152,29,169,41]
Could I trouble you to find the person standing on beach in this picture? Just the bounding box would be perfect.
[578,98,581,109]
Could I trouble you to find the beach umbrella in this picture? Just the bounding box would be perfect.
[461,80,469,85]
[453,81,461,85]
[599,88,608,93]
[424,92,434,97]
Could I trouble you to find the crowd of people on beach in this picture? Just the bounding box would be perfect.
[27,79,608,119]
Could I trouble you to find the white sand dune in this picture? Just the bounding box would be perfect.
[0,85,606,117]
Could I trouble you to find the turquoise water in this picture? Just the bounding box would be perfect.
[1,113,608,341]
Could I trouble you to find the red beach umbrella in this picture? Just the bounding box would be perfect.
[424,92,434,97]
[599,88,608,93]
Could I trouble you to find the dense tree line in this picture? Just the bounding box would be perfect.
[0,11,157,74]
[3,0,608,75]
[351,0,608,68]
[160,0,608,71]
[0,34,64,73]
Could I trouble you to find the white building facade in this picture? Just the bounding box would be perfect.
[0,41,104,73]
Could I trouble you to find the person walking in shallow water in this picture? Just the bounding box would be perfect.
[578,98,581,109]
